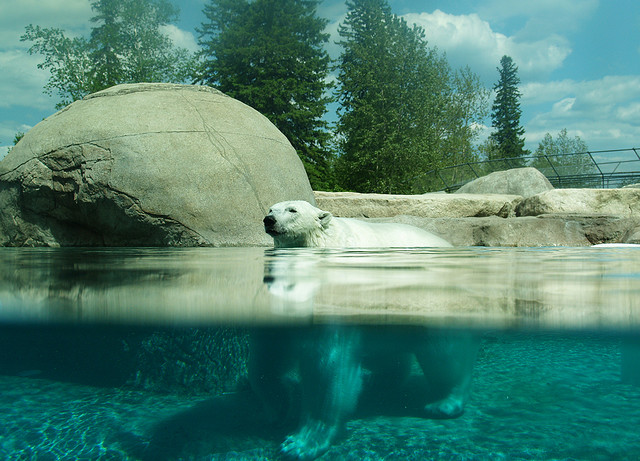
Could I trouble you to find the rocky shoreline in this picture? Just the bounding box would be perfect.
[315,169,640,247]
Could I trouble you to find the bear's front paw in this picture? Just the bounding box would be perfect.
[424,395,465,419]
[280,420,339,460]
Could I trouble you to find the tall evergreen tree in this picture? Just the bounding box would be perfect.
[196,0,334,190]
[489,55,528,161]
[335,0,487,193]
[22,0,192,109]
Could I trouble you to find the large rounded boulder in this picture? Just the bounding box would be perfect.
[455,167,553,198]
[0,83,314,246]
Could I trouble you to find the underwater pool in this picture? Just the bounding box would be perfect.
[0,247,639,460]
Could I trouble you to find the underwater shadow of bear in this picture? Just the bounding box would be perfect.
[125,389,292,460]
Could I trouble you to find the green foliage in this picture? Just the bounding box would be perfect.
[4,131,25,156]
[21,25,92,107]
[445,66,491,166]
[21,0,194,109]
[489,55,528,162]
[531,129,597,186]
[477,137,500,162]
[13,132,25,146]
[334,0,488,194]
[196,0,335,190]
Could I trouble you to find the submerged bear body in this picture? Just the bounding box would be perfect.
[250,325,478,459]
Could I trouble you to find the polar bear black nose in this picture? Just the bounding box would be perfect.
[263,215,276,227]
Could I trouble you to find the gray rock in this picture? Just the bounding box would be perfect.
[368,215,640,247]
[368,215,586,247]
[516,188,640,217]
[314,191,522,219]
[455,167,553,198]
[0,83,313,246]
[133,328,249,395]
[315,189,640,246]
[623,227,640,244]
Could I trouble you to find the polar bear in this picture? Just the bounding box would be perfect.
[250,324,478,460]
[263,200,452,248]
[255,201,477,460]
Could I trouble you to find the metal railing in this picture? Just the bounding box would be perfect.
[418,148,640,192]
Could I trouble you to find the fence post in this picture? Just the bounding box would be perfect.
[468,162,480,179]
[544,155,561,187]
[437,170,449,192]
[587,151,604,188]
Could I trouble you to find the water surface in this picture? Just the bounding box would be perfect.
[0,247,639,460]
[1,246,639,328]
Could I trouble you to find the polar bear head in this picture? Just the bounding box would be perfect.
[263,201,332,247]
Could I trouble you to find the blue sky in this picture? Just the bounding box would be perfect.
[1,0,639,159]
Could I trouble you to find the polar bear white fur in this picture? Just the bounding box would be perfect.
[263,200,451,248]
[257,201,477,460]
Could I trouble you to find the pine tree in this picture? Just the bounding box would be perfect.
[196,0,334,190]
[335,0,487,193]
[489,55,528,161]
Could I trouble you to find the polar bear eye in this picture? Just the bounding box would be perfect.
[287,208,297,213]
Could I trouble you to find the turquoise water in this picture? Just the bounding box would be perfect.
[1,247,639,460]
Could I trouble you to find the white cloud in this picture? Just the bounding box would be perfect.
[160,24,199,53]
[521,76,640,109]
[318,0,348,28]
[326,9,573,83]
[552,97,576,115]
[0,50,51,109]
[0,0,92,43]
[0,121,33,161]
[476,0,599,38]
[0,1,93,115]
[522,76,640,150]
[617,103,640,123]
[0,121,32,142]
[323,14,346,60]
[519,80,578,104]
[402,10,571,83]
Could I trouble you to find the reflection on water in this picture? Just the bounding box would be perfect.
[1,246,640,328]
[0,247,639,459]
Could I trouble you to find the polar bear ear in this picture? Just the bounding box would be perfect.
[318,210,333,228]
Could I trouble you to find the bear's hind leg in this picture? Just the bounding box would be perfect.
[414,328,479,419]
